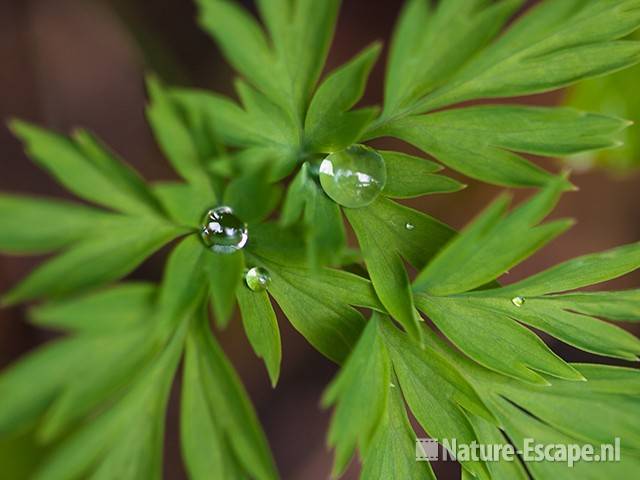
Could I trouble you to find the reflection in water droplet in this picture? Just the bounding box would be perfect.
[245,267,271,292]
[200,206,248,254]
[511,296,525,307]
[318,144,386,208]
[405,222,415,231]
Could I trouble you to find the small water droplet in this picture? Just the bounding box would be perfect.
[390,382,396,388]
[200,206,248,254]
[245,267,271,292]
[511,296,525,307]
[405,222,415,231]
[318,144,386,208]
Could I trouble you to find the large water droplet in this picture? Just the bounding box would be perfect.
[511,296,525,307]
[318,144,386,208]
[200,206,248,254]
[245,267,271,292]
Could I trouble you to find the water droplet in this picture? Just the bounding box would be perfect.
[405,222,415,231]
[318,144,386,208]
[390,382,396,388]
[245,267,271,292]
[511,296,525,307]
[200,206,248,254]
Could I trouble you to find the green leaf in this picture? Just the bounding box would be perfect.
[346,206,419,341]
[413,0,640,112]
[224,166,282,224]
[376,106,619,187]
[2,217,183,305]
[71,129,165,216]
[305,44,381,151]
[281,0,341,117]
[415,294,585,385]
[168,88,258,149]
[155,235,208,330]
[0,194,110,255]
[303,179,346,268]
[382,321,494,479]
[415,180,571,296]
[152,181,214,228]
[236,286,281,387]
[346,198,455,341]
[10,121,162,216]
[235,80,298,148]
[380,150,465,198]
[322,315,391,477]
[146,76,217,191]
[248,226,382,362]
[543,290,640,321]
[32,324,186,480]
[29,283,156,333]
[203,250,244,328]
[181,313,279,480]
[463,294,640,362]
[383,0,521,117]
[499,241,640,296]
[361,374,437,480]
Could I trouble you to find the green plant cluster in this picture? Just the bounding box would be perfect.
[1,1,640,479]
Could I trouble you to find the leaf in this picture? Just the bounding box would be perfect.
[29,282,157,333]
[499,241,640,296]
[152,181,214,227]
[346,207,419,341]
[248,225,382,362]
[305,44,381,151]
[303,179,346,268]
[71,129,165,216]
[382,321,494,480]
[224,167,282,224]
[463,294,640,362]
[414,180,571,296]
[181,313,279,480]
[236,286,281,387]
[361,374,437,480]
[155,235,208,330]
[322,315,391,476]
[10,121,162,216]
[32,324,186,480]
[413,0,640,112]
[234,80,298,148]
[376,106,620,187]
[0,194,110,255]
[415,294,585,385]
[196,0,280,107]
[2,217,183,305]
[383,0,521,117]
[280,0,341,117]
[203,250,244,328]
[146,76,217,191]
[346,198,455,341]
[380,150,465,198]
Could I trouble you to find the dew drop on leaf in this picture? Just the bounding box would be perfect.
[245,266,271,292]
[200,206,248,254]
[511,296,525,307]
[318,144,386,208]
[405,222,415,230]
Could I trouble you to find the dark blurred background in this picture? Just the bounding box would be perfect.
[1,0,639,478]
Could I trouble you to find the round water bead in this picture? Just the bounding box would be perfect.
[511,296,525,307]
[245,267,271,292]
[200,206,248,254]
[318,144,387,208]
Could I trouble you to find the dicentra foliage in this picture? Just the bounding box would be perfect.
[1,1,640,479]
